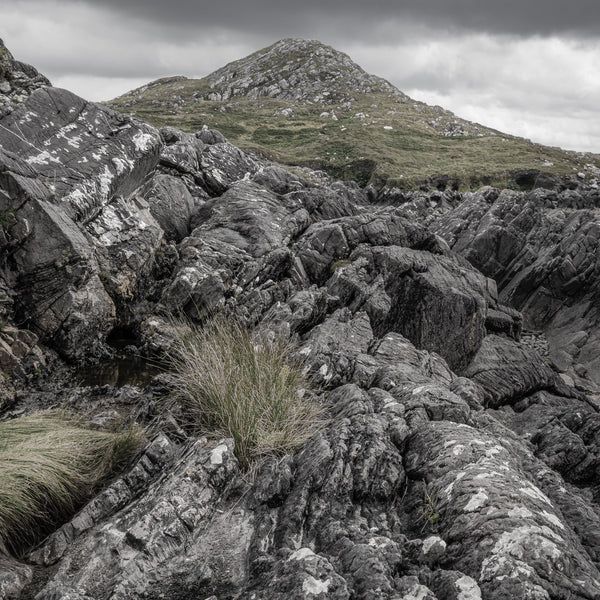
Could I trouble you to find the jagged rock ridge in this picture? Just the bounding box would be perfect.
[1,41,600,600]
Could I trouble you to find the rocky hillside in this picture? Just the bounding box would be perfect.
[1,42,600,600]
[108,38,600,190]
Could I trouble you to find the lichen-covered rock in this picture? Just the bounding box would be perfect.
[34,437,243,600]
[0,87,163,359]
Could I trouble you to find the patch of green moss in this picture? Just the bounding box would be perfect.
[0,210,15,230]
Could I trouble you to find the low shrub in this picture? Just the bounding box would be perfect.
[169,318,323,469]
[0,411,144,554]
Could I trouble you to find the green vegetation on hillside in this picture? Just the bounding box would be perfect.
[107,44,600,190]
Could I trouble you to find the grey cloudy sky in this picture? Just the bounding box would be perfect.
[2,0,600,152]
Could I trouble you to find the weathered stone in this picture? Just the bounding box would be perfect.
[464,334,572,408]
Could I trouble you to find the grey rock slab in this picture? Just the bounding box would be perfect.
[464,334,573,408]
[327,245,493,372]
[161,180,311,317]
[0,88,163,357]
[404,420,600,600]
[143,173,204,242]
[434,186,600,386]
[0,87,161,223]
[35,437,244,600]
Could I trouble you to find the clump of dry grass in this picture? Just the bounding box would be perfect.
[0,411,144,554]
[169,318,324,469]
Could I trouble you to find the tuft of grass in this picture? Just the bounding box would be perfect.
[0,210,15,231]
[330,259,352,273]
[419,481,441,531]
[169,318,324,469]
[0,411,145,554]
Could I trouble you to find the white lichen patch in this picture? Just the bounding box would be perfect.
[455,575,482,600]
[92,148,107,160]
[473,470,506,481]
[368,536,394,550]
[508,506,534,519]
[289,548,316,561]
[98,165,114,199]
[484,445,505,457]
[520,483,552,506]
[480,525,563,581]
[444,471,466,498]
[402,583,432,600]
[302,576,330,595]
[209,443,229,465]
[465,489,489,512]
[132,131,155,152]
[541,510,565,530]
[67,135,82,149]
[111,157,132,175]
[423,536,446,554]
[26,150,61,165]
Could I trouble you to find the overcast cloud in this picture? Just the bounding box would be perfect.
[2,0,599,152]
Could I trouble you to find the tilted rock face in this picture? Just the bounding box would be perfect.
[2,41,600,600]
[0,87,163,359]
[432,185,600,387]
[202,38,402,103]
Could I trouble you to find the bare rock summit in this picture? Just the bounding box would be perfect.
[202,38,404,103]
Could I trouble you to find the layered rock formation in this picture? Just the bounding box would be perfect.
[1,44,600,600]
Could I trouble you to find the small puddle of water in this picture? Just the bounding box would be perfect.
[75,355,167,388]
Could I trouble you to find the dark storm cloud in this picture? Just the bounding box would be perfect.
[63,0,600,38]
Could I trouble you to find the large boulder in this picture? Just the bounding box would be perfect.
[0,87,163,359]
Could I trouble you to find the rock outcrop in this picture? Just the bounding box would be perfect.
[1,42,600,600]
[201,38,402,103]
[0,38,50,114]
[432,186,600,389]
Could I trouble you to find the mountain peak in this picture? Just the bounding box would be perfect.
[203,37,400,103]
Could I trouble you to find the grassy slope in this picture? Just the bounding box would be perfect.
[107,76,600,191]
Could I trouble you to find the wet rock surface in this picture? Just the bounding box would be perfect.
[1,45,600,600]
